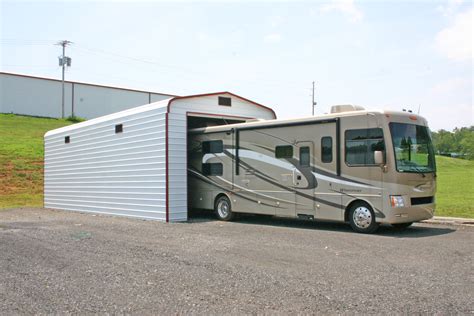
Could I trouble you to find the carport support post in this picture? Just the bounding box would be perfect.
[165,112,169,222]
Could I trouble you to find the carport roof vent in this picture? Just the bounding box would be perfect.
[218,96,232,106]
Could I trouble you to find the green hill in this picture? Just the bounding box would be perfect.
[0,113,472,218]
[0,114,71,208]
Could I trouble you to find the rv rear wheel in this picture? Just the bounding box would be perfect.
[348,202,379,234]
[392,222,413,230]
[215,195,234,221]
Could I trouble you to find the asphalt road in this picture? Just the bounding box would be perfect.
[1,208,473,314]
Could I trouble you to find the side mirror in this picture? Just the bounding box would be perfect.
[374,150,384,165]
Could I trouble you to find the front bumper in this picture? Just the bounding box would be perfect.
[379,203,435,224]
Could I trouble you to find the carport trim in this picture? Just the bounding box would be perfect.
[167,92,277,119]
[165,113,169,222]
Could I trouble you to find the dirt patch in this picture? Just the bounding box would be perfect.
[0,160,43,195]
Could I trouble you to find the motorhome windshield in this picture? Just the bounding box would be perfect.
[389,122,436,173]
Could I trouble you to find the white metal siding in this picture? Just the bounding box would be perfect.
[167,112,188,221]
[73,84,167,119]
[1,73,73,117]
[0,72,173,119]
[170,95,275,120]
[44,101,169,220]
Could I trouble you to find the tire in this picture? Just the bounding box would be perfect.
[214,195,234,221]
[392,222,413,230]
[348,202,380,234]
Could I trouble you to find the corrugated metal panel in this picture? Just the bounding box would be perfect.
[0,72,173,119]
[167,112,188,221]
[44,100,169,221]
[170,94,275,120]
[1,73,73,117]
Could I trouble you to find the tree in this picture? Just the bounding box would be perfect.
[431,126,474,159]
[460,132,474,159]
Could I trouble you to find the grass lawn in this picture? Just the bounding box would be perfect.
[0,114,472,218]
[0,114,71,208]
[435,155,474,218]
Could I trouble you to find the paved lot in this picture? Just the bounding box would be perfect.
[1,208,473,314]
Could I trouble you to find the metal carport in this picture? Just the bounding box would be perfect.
[44,92,276,221]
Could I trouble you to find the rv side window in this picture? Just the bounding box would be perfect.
[321,137,332,163]
[299,147,310,167]
[345,128,384,166]
[202,140,223,154]
[275,145,293,159]
[202,163,223,176]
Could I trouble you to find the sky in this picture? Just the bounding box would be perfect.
[0,0,472,131]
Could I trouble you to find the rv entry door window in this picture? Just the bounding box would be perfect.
[299,147,310,167]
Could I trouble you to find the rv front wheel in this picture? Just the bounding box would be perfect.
[349,202,379,234]
[215,196,234,221]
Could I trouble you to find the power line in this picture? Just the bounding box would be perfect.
[71,44,308,92]
[1,39,308,92]
[0,38,57,46]
[2,64,58,68]
[2,38,313,104]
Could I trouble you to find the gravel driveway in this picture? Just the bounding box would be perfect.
[1,208,473,314]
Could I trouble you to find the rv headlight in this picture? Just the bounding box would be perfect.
[390,195,405,208]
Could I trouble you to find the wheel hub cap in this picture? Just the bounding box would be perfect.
[353,206,372,229]
[218,200,229,218]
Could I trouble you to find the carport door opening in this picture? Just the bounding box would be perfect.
[186,115,245,218]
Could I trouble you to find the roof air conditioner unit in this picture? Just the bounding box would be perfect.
[330,104,365,114]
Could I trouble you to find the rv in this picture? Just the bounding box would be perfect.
[187,105,436,233]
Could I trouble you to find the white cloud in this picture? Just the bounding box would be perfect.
[268,15,283,28]
[264,33,282,44]
[431,77,471,95]
[196,32,210,42]
[320,0,363,23]
[436,7,473,61]
[436,0,464,17]
[424,77,473,130]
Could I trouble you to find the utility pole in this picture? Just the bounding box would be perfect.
[56,40,72,118]
[312,81,317,116]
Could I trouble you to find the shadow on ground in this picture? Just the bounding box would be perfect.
[188,209,456,238]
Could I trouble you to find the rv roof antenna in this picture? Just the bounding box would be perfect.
[418,104,421,114]
[312,81,317,116]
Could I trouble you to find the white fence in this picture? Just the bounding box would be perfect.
[0,72,175,119]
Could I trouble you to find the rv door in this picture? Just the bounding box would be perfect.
[293,141,316,215]
[340,116,384,217]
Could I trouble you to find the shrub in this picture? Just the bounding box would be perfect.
[65,115,86,123]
